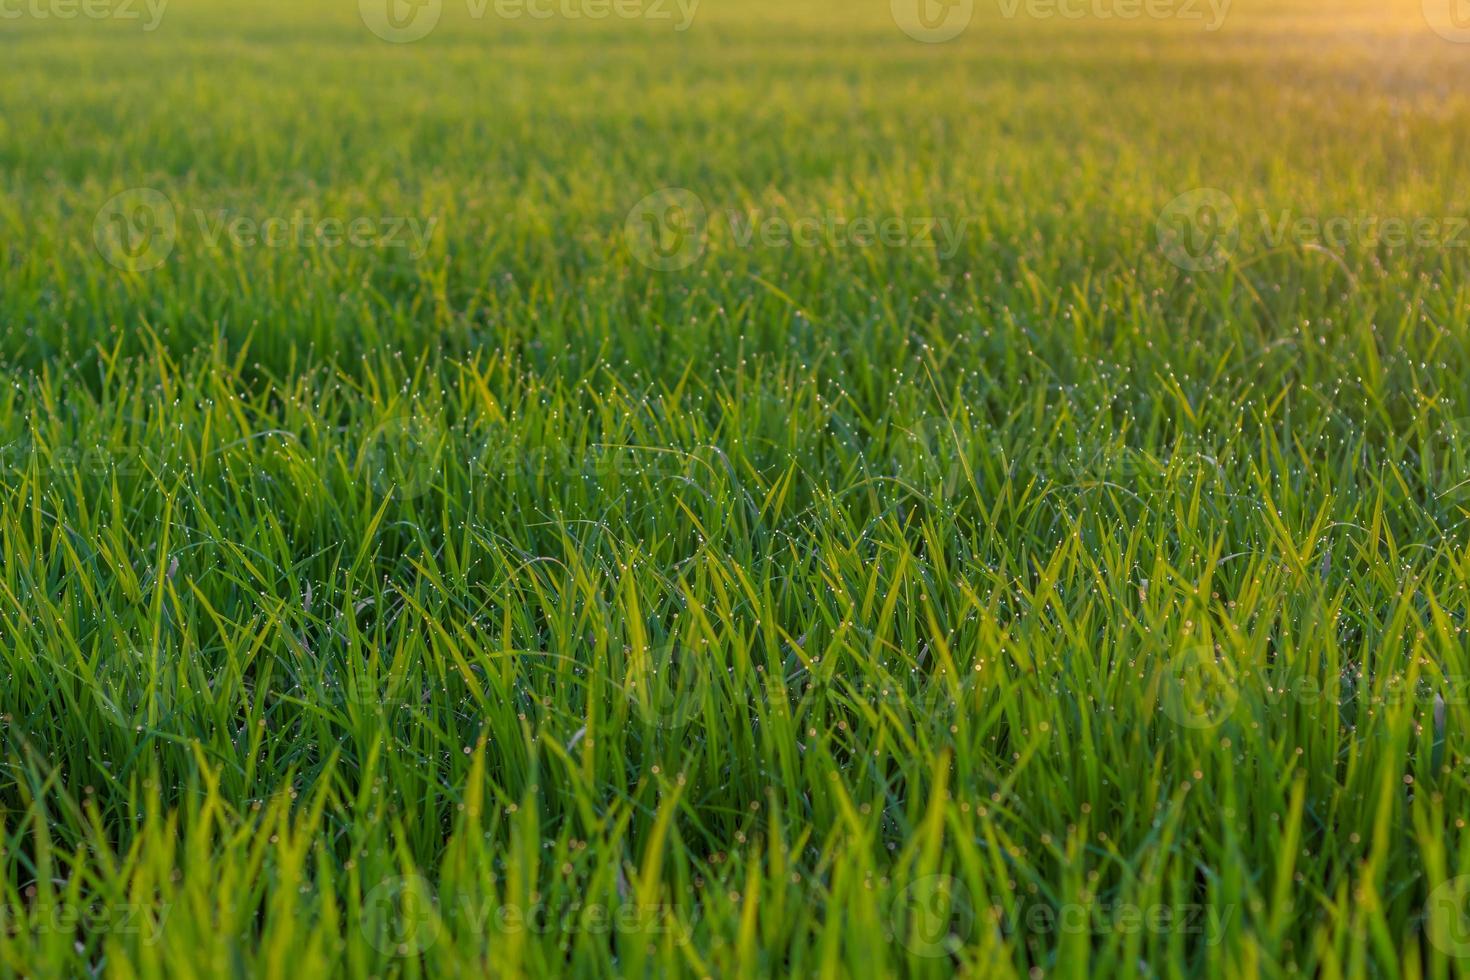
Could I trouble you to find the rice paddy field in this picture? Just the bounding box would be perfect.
[3,0,1470,975]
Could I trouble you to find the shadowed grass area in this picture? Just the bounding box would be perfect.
[2,0,1470,975]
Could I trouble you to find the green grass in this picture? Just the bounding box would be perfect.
[3,0,1470,975]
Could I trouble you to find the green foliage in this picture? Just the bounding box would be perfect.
[1,0,1469,975]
